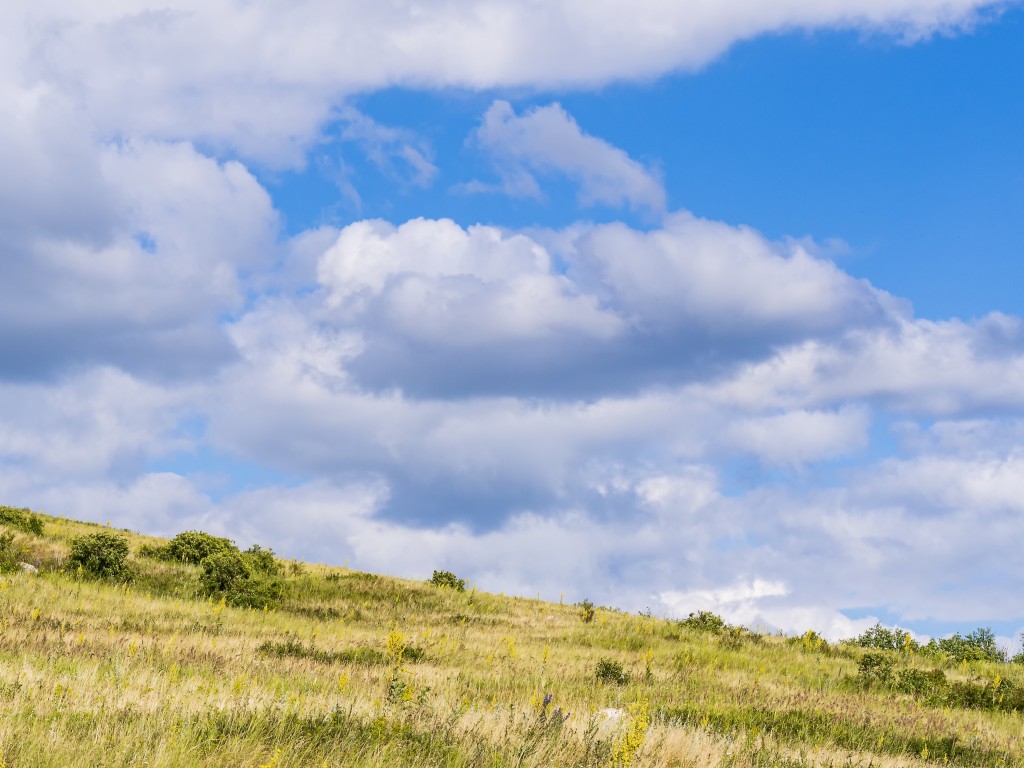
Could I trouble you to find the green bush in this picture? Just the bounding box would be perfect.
[226,574,284,609]
[200,550,282,608]
[681,610,726,634]
[851,622,919,652]
[595,657,629,685]
[428,570,466,591]
[0,532,27,573]
[0,506,44,536]
[923,627,1006,664]
[165,530,237,565]
[200,550,252,592]
[68,532,132,581]
[243,544,281,576]
[857,652,895,685]
[894,667,947,699]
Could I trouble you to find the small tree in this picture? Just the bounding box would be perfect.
[68,532,131,580]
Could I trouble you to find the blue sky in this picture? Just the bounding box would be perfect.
[2,0,1024,644]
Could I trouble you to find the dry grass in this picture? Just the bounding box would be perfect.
[0,512,1022,767]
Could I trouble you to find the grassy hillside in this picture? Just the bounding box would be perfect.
[1,507,1023,767]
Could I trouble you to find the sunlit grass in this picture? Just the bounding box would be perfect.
[1,510,1022,766]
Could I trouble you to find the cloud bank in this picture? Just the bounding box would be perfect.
[0,0,1021,642]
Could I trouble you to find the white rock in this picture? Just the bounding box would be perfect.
[19,562,38,574]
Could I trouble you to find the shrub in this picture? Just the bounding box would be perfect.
[924,627,1006,664]
[852,622,919,652]
[428,570,466,591]
[68,532,132,580]
[894,667,947,699]
[165,530,237,565]
[792,629,829,653]
[578,599,596,623]
[0,532,27,573]
[227,574,284,609]
[243,544,281,576]
[595,657,629,685]
[200,550,282,608]
[681,610,726,634]
[857,652,895,685]
[0,506,44,536]
[200,550,252,593]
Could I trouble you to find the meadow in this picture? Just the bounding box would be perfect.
[1,505,1023,767]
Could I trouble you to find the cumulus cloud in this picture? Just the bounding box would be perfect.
[2,0,1023,642]
[0,132,278,381]
[701,313,1024,415]
[466,101,665,212]
[719,406,871,466]
[7,0,1006,164]
[312,214,894,398]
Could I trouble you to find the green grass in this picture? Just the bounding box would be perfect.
[1,508,1023,766]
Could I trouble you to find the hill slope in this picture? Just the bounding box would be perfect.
[1,508,1022,767]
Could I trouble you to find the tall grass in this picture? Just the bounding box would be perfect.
[1,510,1022,766]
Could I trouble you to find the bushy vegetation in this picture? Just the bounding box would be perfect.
[850,622,917,652]
[4,508,1024,767]
[924,627,1006,663]
[578,598,596,623]
[428,569,466,591]
[0,505,44,535]
[145,529,237,564]
[595,657,629,685]
[0,531,27,573]
[680,609,727,633]
[67,531,132,580]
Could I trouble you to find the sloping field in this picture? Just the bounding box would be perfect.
[1,508,1022,767]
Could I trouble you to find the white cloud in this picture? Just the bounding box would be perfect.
[719,406,871,466]
[5,0,1005,164]
[307,214,895,398]
[0,133,278,379]
[702,313,1024,415]
[318,218,622,345]
[0,368,191,476]
[468,100,666,212]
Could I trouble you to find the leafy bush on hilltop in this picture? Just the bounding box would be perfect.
[922,627,1006,664]
[163,530,237,565]
[0,506,44,536]
[68,532,132,581]
[681,610,726,634]
[200,549,283,609]
[244,544,282,576]
[851,622,919,652]
[428,570,466,591]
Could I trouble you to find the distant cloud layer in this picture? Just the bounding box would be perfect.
[1,0,1022,643]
